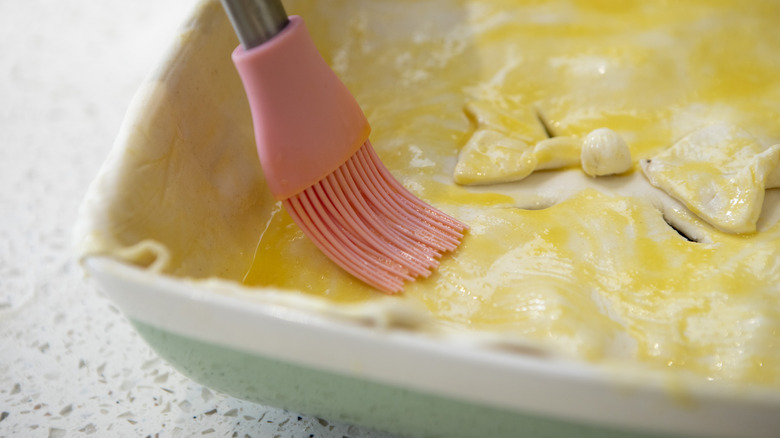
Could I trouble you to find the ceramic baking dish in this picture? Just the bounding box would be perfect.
[75,1,780,436]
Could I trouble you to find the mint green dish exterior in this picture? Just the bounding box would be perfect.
[132,320,668,438]
[82,258,780,438]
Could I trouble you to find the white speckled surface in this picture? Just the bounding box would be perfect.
[0,1,396,436]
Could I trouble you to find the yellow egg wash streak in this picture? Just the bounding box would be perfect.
[244,0,780,388]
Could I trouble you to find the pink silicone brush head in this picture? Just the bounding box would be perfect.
[222,0,468,293]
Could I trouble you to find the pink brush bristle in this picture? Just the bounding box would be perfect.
[284,141,468,293]
[227,9,469,293]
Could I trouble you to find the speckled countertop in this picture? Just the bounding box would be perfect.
[0,1,396,436]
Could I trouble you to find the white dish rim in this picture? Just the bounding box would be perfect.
[84,255,780,438]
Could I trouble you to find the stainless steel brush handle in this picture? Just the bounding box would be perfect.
[221,0,289,49]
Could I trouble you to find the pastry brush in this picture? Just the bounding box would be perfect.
[220,0,468,293]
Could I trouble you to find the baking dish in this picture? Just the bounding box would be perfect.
[75,1,780,436]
